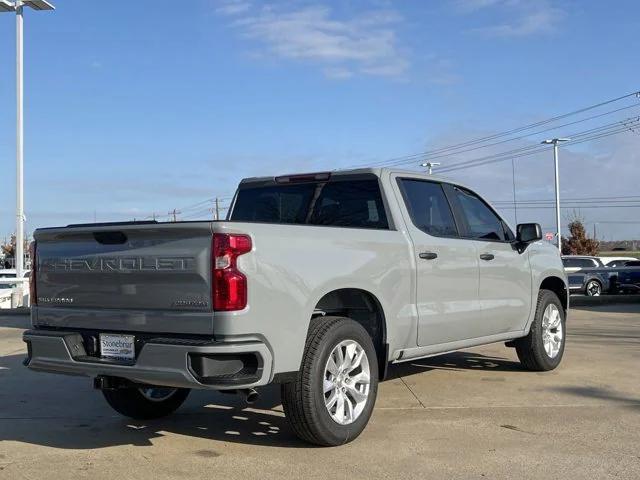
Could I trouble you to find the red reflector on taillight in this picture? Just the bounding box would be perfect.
[212,233,252,311]
[29,241,37,306]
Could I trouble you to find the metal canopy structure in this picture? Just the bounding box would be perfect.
[23,0,55,10]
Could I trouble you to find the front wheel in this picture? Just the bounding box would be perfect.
[102,385,190,420]
[281,317,379,446]
[515,289,566,371]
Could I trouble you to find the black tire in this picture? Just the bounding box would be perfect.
[102,386,190,420]
[515,289,566,371]
[281,316,379,446]
[584,279,602,297]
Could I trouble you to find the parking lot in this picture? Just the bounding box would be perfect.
[1,302,639,480]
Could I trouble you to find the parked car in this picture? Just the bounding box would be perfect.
[600,256,639,267]
[622,260,640,267]
[23,168,568,446]
[561,256,605,272]
[0,269,31,308]
[561,256,609,296]
[616,265,640,293]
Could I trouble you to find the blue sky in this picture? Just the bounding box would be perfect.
[0,0,639,240]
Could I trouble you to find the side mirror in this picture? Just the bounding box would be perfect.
[516,223,542,244]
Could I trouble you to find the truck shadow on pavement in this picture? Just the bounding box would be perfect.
[386,351,523,379]
[0,352,307,449]
[1,350,521,450]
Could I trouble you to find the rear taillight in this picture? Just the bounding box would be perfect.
[29,241,37,305]
[212,233,252,311]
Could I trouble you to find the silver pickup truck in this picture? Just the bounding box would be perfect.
[24,168,568,446]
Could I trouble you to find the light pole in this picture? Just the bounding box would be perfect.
[541,138,571,252]
[421,162,440,175]
[0,0,54,295]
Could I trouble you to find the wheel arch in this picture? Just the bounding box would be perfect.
[311,288,389,380]
[539,275,568,313]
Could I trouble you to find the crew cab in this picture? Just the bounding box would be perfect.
[24,168,568,446]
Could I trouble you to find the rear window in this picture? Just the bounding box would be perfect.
[230,177,389,230]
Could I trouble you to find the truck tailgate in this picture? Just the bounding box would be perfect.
[33,222,214,335]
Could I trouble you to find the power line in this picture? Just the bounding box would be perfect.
[491,194,640,203]
[438,119,640,174]
[437,116,640,173]
[348,90,640,169]
[495,204,640,210]
[380,103,640,168]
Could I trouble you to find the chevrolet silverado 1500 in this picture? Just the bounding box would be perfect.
[24,168,568,446]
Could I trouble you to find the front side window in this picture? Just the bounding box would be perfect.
[398,179,458,237]
[453,187,508,241]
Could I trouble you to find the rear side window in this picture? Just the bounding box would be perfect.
[453,187,508,241]
[230,178,389,230]
[399,179,458,237]
[231,184,316,224]
[309,180,388,229]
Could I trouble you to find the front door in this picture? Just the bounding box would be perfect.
[449,186,532,334]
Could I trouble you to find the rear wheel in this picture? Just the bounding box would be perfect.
[515,289,566,371]
[102,385,190,420]
[281,316,378,446]
[585,279,602,296]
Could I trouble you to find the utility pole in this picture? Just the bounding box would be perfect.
[541,138,571,252]
[511,158,518,225]
[168,209,180,222]
[421,162,440,175]
[0,0,55,303]
[214,198,221,221]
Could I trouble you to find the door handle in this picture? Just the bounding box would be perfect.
[480,253,495,261]
[419,252,438,260]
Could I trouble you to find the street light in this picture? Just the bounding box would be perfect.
[541,138,571,252]
[421,162,440,175]
[0,0,54,304]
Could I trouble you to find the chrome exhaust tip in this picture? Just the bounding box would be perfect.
[240,388,259,404]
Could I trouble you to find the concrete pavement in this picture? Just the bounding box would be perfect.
[1,304,639,479]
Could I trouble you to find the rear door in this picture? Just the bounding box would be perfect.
[394,177,482,346]
[448,186,532,334]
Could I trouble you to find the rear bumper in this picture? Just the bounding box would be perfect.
[23,329,273,390]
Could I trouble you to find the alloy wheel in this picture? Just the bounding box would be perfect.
[323,339,371,425]
[542,303,563,358]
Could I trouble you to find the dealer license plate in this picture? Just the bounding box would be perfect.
[99,334,135,361]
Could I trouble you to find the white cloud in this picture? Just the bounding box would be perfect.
[216,2,409,78]
[216,0,251,16]
[457,0,566,37]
